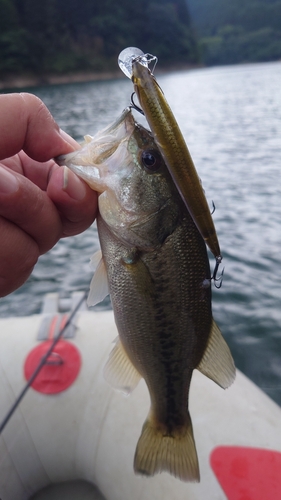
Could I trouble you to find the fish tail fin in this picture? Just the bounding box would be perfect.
[134,412,200,482]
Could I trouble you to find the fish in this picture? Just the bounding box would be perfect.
[132,59,222,265]
[57,108,235,482]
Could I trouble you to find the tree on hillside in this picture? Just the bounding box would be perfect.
[187,0,281,64]
[0,0,199,77]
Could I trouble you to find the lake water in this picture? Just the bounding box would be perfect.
[1,61,281,405]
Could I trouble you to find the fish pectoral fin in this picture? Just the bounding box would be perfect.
[87,251,109,307]
[134,412,200,482]
[89,249,103,270]
[103,337,142,395]
[196,319,236,389]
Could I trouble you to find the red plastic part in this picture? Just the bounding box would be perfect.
[24,340,81,394]
[210,446,281,500]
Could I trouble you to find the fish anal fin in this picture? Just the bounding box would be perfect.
[134,412,200,482]
[87,251,109,307]
[197,319,236,389]
[103,338,142,395]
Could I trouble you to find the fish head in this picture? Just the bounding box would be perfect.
[57,108,180,248]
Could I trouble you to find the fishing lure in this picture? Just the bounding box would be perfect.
[118,47,223,285]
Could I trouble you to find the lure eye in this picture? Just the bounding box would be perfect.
[141,150,161,172]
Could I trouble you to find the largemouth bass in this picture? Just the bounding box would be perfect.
[57,108,235,482]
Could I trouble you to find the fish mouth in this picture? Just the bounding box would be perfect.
[102,107,135,135]
[55,108,136,191]
[56,107,134,166]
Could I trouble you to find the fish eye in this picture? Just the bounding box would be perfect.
[141,150,161,172]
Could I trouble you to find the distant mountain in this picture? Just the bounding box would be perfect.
[187,0,281,64]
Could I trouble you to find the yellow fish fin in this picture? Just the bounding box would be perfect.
[196,319,236,389]
[87,250,109,307]
[103,337,142,395]
[134,412,200,482]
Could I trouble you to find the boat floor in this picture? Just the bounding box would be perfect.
[30,480,106,500]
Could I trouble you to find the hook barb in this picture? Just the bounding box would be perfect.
[212,255,224,289]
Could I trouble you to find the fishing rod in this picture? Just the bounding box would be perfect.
[0,291,87,435]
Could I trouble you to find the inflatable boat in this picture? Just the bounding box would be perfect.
[1,292,281,500]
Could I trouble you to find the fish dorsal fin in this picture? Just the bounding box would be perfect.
[87,250,109,307]
[196,319,236,389]
[104,337,142,395]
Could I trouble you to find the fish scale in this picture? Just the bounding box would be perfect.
[98,206,211,441]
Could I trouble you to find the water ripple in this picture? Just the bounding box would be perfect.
[1,62,281,404]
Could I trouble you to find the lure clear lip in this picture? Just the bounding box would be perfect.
[118,47,158,79]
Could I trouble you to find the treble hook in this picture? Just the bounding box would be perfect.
[211,201,216,215]
[130,92,145,115]
[212,256,224,289]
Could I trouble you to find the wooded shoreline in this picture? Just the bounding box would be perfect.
[0,70,125,91]
[0,62,201,92]
[1,1,281,92]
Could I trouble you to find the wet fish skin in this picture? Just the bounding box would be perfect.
[58,109,235,482]
[97,211,211,481]
[132,60,222,262]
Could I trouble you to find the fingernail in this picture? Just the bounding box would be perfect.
[0,167,19,194]
[62,166,87,201]
[59,129,80,150]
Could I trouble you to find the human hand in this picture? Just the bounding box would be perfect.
[0,93,98,297]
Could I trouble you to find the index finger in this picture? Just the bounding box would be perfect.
[0,93,77,162]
